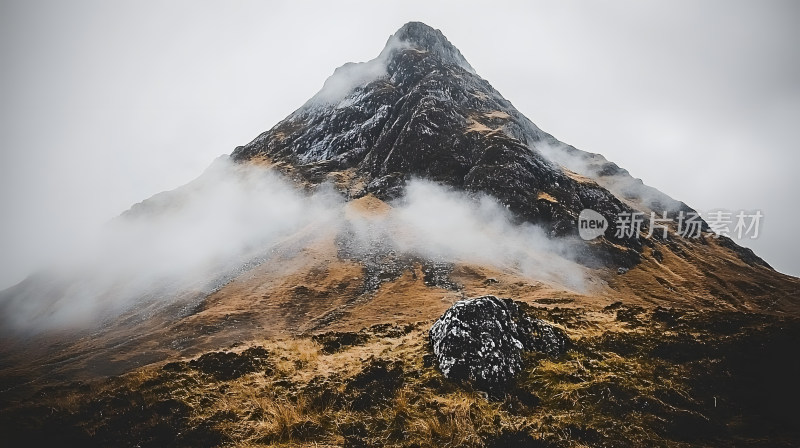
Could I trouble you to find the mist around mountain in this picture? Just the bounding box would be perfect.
[1,158,594,333]
[1,21,798,448]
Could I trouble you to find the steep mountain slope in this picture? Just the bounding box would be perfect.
[231,22,775,271]
[227,21,791,306]
[234,23,637,240]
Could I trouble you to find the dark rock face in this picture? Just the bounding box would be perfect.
[230,23,639,250]
[429,296,568,391]
[229,20,768,269]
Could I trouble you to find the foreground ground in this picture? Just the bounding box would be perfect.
[2,303,798,447]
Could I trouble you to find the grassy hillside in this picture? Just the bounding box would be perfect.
[3,305,798,447]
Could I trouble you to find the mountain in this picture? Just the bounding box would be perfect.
[226,21,790,308]
[2,21,799,448]
[233,22,649,249]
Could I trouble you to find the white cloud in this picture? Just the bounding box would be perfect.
[308,35,411,105]
[0,158,342,331]
[0,166,589,332]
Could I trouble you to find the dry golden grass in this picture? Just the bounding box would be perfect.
[4,306,799,448]
[537,191,558,203]
[269,338,322,379]
[465,117,494,133]
[483,110,511,120]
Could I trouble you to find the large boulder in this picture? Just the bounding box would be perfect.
[429,296,569,391]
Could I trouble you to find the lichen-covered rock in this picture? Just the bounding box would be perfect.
[429,295,568,391]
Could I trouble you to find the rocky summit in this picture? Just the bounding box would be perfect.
[233,22,634,237]
[229,21,768,270]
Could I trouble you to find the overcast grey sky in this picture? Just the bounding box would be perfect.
[1,0,798,288]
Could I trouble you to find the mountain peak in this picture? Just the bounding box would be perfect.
[393,21,440,41]
[388,22,475,73]
[301,22,473,106]
[231,21,770,272]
